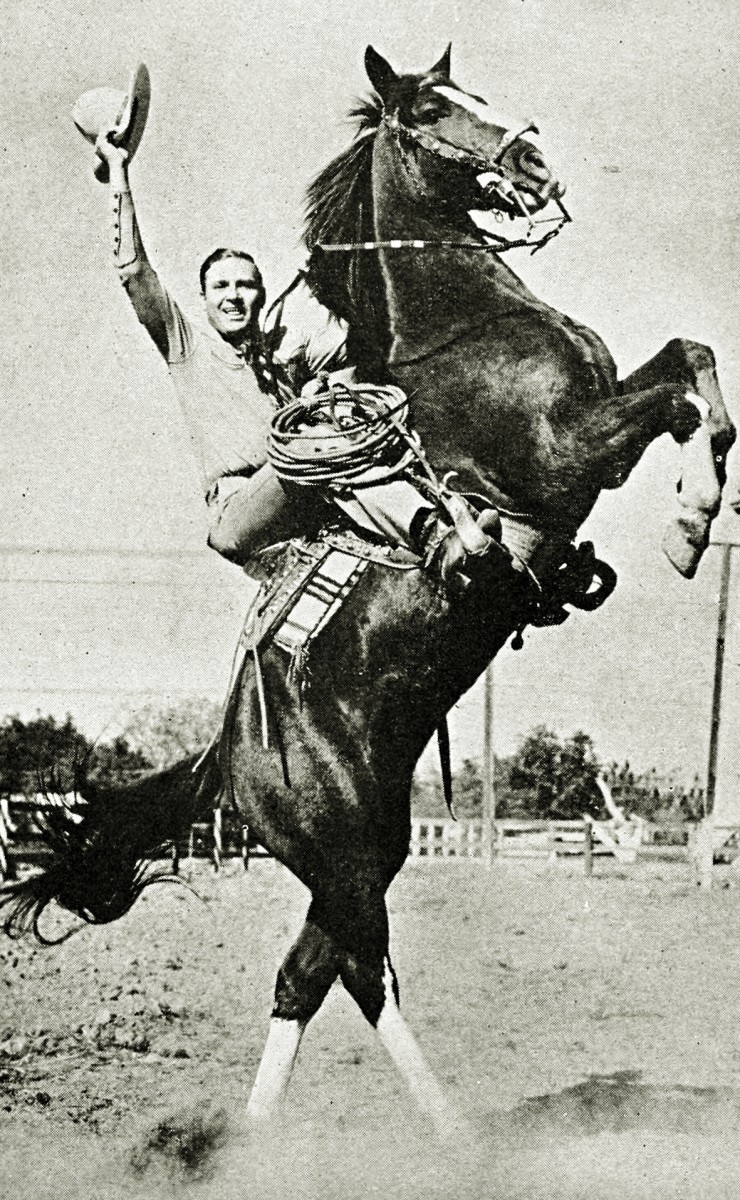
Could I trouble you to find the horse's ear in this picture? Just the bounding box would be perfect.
[429,44,452,79]
[365,46,398,102]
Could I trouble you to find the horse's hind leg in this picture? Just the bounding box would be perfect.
[246,914,340,1121]
[327,887,464,1136]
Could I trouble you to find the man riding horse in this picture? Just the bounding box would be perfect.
[4,45,735,1138]
[75,65,494,588]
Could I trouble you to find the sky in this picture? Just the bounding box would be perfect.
[2,0,740,802]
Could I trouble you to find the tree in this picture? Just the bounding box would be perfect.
[122,697,222,769]
[87,734,153,788]
[604,760,704,823]
[411,755,512,818]
[0,713,151,796]
[508,725,602,820]
[453,758,484,817]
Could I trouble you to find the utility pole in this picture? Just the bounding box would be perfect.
[705,542,732,818]
[692,508,740,887]
[482,663,496,868]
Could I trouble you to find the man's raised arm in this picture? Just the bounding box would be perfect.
[94,135,183,361]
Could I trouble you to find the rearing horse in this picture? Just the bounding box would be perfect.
[1,46,734,1137]
[305,45,734,577]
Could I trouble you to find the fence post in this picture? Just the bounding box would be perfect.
[546,820,557,864]
[583,818,593,878]
[689,817,714,890]
[242,824,250,872]
[213,807,222,873]
[482,664,496,869]
[0,797,18,883]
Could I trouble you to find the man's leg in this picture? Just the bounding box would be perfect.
[332,479,433,547]
[207,464,307,563]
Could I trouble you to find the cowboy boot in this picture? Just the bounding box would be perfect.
[416,507,501,593]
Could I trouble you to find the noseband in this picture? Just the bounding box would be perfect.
[384,111,538,174]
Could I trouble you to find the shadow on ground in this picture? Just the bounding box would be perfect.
[496,1070,740,1141]
[5,1072,740,1200]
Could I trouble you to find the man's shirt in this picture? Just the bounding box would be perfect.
[121,267,349,493]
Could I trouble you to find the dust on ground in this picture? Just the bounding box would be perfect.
[3,854,740,1198]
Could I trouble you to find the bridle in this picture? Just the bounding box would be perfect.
[316,107,571,258]
[385,111,538,209]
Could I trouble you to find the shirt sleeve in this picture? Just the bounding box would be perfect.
[113,188,195,363]
[269,279,350,379]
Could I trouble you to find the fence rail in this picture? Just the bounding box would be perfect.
[410,817,601,866]
[4,797,740,884]
[409,816,697,871]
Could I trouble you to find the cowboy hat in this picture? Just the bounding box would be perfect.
[72,63,151,183]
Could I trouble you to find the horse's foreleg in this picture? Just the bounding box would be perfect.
[621,338,720,414]
[246,1017,308,1122]
[579,382,689,490]
[246,916,340,1122]
[621,339,735,577]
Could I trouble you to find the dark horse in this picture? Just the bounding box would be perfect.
[1,47,735,1135]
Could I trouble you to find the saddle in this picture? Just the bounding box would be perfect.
[215,520,483,816]
[268,380,504,594]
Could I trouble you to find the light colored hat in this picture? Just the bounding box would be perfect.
[72,63,151,182]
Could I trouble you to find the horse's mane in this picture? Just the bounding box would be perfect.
[305,97,381,249]
[304,94,392,380]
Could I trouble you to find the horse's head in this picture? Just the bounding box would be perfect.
[364,45,564,222]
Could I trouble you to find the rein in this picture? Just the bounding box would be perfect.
[315,231,561,255]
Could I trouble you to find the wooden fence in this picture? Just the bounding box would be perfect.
[410,816,666,871]
[0,795,270,884]
[410,817,600,871]
[0,793,79,884]
[3,797,740,885]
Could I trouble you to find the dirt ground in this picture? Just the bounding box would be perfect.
[3,853,740,1199]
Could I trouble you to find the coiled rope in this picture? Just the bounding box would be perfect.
[268,382,426,488]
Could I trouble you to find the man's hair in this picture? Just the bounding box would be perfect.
[199,248,264,296]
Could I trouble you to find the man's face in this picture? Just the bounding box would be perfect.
[202,257,264,341]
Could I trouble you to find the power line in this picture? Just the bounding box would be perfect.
[0,544,208,560]
[0,685,221,697]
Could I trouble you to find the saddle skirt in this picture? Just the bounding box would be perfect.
[241,527,419,660]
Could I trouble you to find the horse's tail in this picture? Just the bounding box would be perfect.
[0,746,222,943]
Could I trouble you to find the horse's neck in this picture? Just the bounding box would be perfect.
[371,128,551,364]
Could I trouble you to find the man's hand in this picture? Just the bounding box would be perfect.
[301,366,358,398]
[94,130,130,189]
